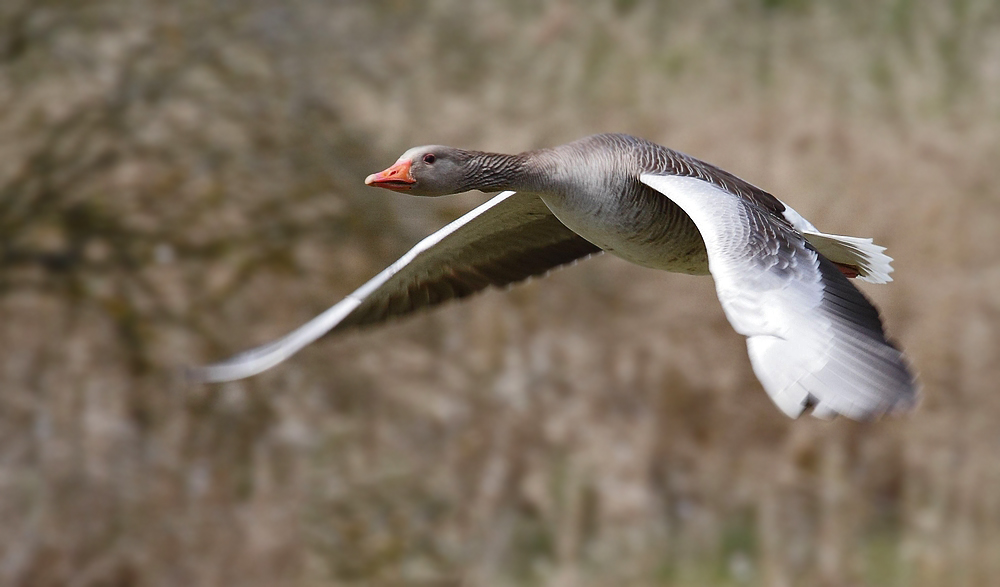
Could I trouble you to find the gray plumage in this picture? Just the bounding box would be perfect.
[191,133,917,421]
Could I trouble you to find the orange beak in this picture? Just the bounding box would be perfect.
[365,160,416,191]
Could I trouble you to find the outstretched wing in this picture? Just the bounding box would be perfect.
[640,174,917,420]
[191,191,601,383]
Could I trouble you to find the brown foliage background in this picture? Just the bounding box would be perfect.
[2,1,999,585]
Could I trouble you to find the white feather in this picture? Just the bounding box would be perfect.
[801,231,894,284]
[640,174,915,420]
[780,200,894,284]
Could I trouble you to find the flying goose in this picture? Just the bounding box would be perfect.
[191,134,917,420]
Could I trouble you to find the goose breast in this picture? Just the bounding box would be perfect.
[527,136,710,273]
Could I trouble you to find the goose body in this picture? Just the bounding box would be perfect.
[192,134,917,421]
[526,136,711,273]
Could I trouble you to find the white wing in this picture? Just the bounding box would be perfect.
[641,174,917,420]
[190,191,600,382]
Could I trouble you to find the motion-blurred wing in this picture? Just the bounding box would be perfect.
[190,191,600,383]
[640,174,917,420]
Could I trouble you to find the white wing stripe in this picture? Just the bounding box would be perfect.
[349,191,519,302]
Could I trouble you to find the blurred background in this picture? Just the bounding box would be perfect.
[2,0,999,585]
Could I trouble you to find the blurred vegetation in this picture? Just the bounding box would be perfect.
[2,0,1000,585]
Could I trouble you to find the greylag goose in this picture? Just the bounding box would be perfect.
[192,134,917,420]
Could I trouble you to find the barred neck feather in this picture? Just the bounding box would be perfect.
[458,151,533,193]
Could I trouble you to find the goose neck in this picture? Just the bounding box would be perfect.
[462,150,548,193]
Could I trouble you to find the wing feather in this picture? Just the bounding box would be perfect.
[640,174,917,420]
[190,191,600,382]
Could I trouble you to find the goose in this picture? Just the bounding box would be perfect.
[191,133,917,420]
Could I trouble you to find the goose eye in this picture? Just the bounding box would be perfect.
[423,154,436,164]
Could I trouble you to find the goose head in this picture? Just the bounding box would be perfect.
[365,145,476,197]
